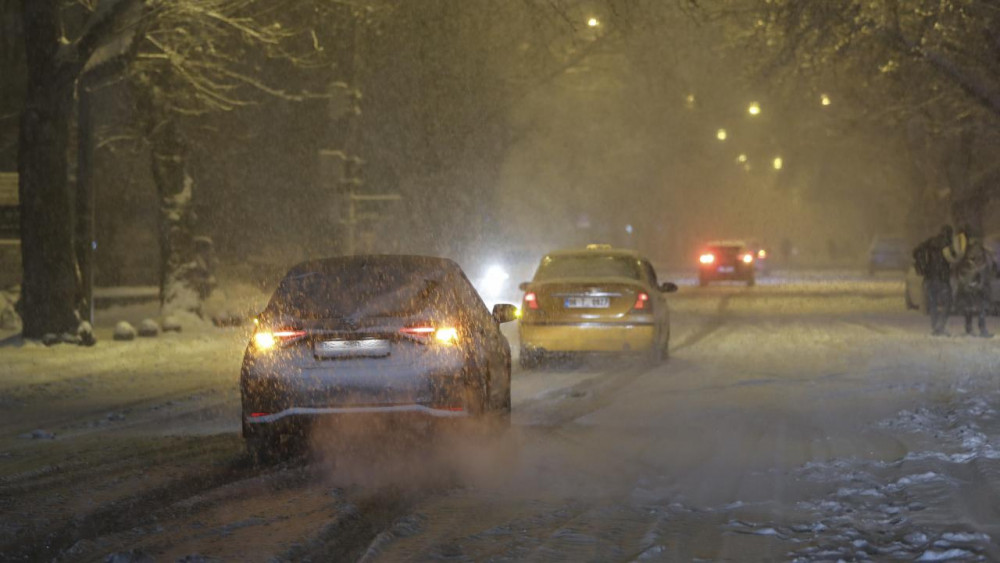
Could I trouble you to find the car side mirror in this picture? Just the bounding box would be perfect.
[492,303,519,324]
[518,282,531,292]
[660,282,678,293]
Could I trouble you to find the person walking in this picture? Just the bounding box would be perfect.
[913,225,955,336]
[954,227,994,338]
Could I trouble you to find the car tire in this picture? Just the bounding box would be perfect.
[245,425,281,466]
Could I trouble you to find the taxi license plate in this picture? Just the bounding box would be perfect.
[718,266,735,273]
[564,296,610,308]
[315,339,390,358]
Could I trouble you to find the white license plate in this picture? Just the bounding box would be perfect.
[314,339,390,358]
[564,296,610,308]
[717,266,735,273]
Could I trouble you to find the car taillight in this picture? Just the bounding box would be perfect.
[632,291,649,310]
[699,253,715,264]
[742,253,754,264]
[253,329,307,350]
[523,292,539,310]
[399,326,459,345]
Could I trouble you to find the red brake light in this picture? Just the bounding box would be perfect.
[399,326,436,336]
[633,291,650,310]
[742,254,754,264]
[250,412,271,418]
[699,253,715,264]
[523,292,539,310]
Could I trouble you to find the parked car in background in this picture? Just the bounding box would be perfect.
[518,244,677,367]
[241,255,518,461]
[697,240,756,287]
[868,235,910,275]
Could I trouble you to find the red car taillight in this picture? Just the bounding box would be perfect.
[523,292,539,310]
[632,291,650,310]
[742,253,754,264]
[699,253,715,265]
[399,325,459,345]
[253,328,307,350]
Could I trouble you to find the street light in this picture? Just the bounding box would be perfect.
[716,128,727,141]
[773,157,783,170]
[685,93,696,109]
[747,102,761,116]
[820,94,831,106]
[587,17,600,27]
[737,153,748,163]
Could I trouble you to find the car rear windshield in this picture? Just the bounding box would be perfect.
[708,246,745,259]
[266,265,453,319]
[533,255,640,280]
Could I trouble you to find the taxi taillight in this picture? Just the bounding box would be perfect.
[523,292,539,310]
[632,291,650,310]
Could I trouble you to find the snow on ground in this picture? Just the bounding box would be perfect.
[2,270,1000,560]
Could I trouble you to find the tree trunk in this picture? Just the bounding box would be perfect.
[18,0,82,339]
[149,113,203,317]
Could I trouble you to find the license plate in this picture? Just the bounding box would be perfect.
[564,296,610,308]
[314,339,390,358]
[718,266,735,273]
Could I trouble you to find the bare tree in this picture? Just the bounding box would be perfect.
[18,0,143,340]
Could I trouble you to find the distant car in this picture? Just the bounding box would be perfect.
[698,240,756,287]
[466,245,547,310]
[518,244,677,367]
[240,255,519,461]
[868,235,909,275]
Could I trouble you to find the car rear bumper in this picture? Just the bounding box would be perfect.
[519,321,656,352]
[699,265,753,280]
[245,404,470,426]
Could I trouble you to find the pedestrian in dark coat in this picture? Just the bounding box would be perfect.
[913,225,954,336]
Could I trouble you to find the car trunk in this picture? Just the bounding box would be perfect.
[528,279,643,320]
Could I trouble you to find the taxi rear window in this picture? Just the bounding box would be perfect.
[534,255,640,280]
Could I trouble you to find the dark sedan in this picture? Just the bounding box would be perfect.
[240,255,518,461]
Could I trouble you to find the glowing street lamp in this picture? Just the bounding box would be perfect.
[736,153,748,164]
[587,17,600,27]
[685,93,696,109]
[820,94,831,106]
[747,102,761,116]
[773,157,783,170]
[716,128,728,141]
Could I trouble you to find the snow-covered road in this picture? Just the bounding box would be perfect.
[3,274,1000,561]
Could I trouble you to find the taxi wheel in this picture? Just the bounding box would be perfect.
[519,348,541,369]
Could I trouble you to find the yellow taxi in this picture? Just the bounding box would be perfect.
[517,245,678,367]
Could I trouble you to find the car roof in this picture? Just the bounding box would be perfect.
[705,240,748,248]
[284,255,462,277]
[543,247,644,260]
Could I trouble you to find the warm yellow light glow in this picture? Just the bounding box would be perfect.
[716,128,727,141]
[737,154,748,163]
[435,327,459,344]
[514,306,522,319]
[699,253,715,265]
[742,254,754,264]
[253,331,276,350]
[587,17,599,27]
[773,157,783,170]
[748,102,761,116]
[821,94,831,106]
[685,94,695,108]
